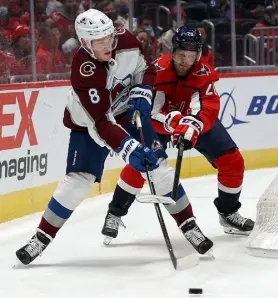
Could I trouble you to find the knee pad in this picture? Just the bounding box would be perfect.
[53,172,95,210]
[213,148,244,192]
[118,165,145,195]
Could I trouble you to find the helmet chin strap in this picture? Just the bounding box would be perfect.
[196,51,202,62]
[82,40,97,59]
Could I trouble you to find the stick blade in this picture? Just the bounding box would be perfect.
[103,237,113,245]
[136,194,176,205]
[175,254,200,270]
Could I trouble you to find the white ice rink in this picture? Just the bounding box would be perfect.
[1,168,278,298]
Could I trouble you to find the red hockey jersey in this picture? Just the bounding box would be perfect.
[151,53,220,135]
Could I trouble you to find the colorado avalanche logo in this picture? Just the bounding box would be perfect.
[79,61,96,77]
[193,64,210,76]
[110,74,132,113]
[151,140,163,152]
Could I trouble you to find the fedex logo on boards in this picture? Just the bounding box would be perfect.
[219,89,278,130]
[0,91,38,150]
[0,91,48,181]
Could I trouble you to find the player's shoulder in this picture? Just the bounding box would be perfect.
[152,54,175,85]
[152,53,172,71]
[188,57,219,88]
[71,48,105,88]
[115,28,141,51]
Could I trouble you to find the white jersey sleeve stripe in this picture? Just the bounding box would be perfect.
[151,90,166,124]
[189,91,201,116]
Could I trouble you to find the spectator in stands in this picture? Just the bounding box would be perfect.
[0,50,16,79]
[37,20,66,74]
[20,0,48,27]
[256,6,278,27]
[137,14,155,38]
[171,6,187,30]
[219,0,231,19]
[265,0,276,9]
[236,0,265,18]
[6,0,27,30]
[46,0,63,16]
[9,24,33,75]
[158,6,187,54]
[137,14,161,59]
[35,0,48,23]
[134,27,156,61]
[52,0,81,45]
[195,0,221,18]
[0,6,11,51]
[114,0,137,31]
[79,0,88,12]
[61,36,79,68]
[253,7,278,64]
[197,24,215,67]
[95,0,118,21]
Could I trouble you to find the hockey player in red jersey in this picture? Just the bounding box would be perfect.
[102,26,254,246]
[15,11,213,265]
[151,27,254,235]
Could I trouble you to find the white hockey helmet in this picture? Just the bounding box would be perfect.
[75,9,116,56]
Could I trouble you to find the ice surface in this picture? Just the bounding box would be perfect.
[1,168,278,298]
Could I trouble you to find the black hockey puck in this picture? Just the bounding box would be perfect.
[189,288,203,295]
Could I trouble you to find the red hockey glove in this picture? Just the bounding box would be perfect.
[164,111,183,133]
[173,116,204,150]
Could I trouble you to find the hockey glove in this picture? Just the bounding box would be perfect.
[116,136,159,172]
[164,111,183,133]
[173,116,204,150]
[128,85,152,124]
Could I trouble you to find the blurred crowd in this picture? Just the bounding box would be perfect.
[0,0,278,82]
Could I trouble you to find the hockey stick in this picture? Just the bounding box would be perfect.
[134,111,199,270]
[172,136,185,202]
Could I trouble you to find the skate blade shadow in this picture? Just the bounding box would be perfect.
[107,238,171,248]
[211,234,248,244]
[21,256,170,270]
[20,239,198,270]
[109,238,198,258]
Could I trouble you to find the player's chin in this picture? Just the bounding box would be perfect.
[176,65,190,75]
[179,63,190,69]
[102,51,112,61]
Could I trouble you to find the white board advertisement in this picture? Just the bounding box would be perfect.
[1,75,278,195]
[0,87,70,194]
[216,76,278,151]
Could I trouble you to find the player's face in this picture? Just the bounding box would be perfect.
[172,49,197,76]
[91,34,116,62]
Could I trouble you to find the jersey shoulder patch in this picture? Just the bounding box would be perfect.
[72,49,96,77]
[189,60,219,87]
[152,54,172,72]
[79,60,96,77]
[192,64,211,76]
[71,49,107,89]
